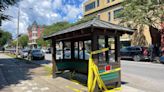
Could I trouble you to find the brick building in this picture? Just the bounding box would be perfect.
[27,21,44,48]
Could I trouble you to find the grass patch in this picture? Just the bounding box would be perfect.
[5,53,16,58]
[44,65,52,76]
[5,53,34,64]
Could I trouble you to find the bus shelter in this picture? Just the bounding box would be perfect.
[44,18,134,91]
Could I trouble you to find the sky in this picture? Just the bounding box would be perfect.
[1,0,87,38]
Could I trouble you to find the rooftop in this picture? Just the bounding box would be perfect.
[44,18,134,40]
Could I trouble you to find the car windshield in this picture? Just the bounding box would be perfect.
[23,50,28,52]
[32,50,42,53]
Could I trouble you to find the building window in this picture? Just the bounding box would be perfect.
[85,2,96,11]
[107,0,110,3]
[108,12,111,22]
[114,8,123,19]
[97,0,99,7]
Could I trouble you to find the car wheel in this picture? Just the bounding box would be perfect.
[29,56,33,61]
[133,55,141,62]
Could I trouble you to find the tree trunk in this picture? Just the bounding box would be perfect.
[160,23,164,56]
[149,26,161,56]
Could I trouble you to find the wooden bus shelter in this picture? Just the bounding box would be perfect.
[44,18,134,88]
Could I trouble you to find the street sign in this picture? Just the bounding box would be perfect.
[105,65,111,71]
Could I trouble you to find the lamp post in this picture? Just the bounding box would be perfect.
[16,6,20,57]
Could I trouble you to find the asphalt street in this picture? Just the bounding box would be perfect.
[121,60,164,92]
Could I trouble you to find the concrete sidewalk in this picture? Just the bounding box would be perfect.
[0,53,146,92]
[119,85,145,92]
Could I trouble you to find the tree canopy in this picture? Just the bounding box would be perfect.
[18,34,28,48]
[120,0,164,29]
[40,16,95,47]
[43,16,95,36]
[0,29,12,46]
[120,0,164,46]
[1,0,21,26]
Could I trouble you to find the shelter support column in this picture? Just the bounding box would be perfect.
[71,41,75,59]
[115,35,121,87]
[91,32,99,92]
[91,33,99,65]
[105,35,109,62]
[62,41,65,59]
[52,39,57,78]
[115,35,120,63]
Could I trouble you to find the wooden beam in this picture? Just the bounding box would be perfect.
[105,35,109,63]
[62,41,65,59]
[56,33,91,41]
[115,35,121,87]
[71,41,75,59]
[78,41,80,59]
[91,32,99,65]
[115,35,120,63]
[83,41,85,59]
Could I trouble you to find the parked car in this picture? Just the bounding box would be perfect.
[47,48,51,53]
[20,49,29,58]
[28,49,45,60]
[42,48,49,54]
[64,48,71,59]
[159,56,164,64]
[120,46,149,61]
[56,49,63,59]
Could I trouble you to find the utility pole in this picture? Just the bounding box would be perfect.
[16,6,20,57]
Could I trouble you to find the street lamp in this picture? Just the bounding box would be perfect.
[15,5,33,57]
[16,5,20,58]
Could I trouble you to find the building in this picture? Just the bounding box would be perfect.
[27,21,44,48]
[83,0,153,47]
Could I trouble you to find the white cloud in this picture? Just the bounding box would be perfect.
[1,0,86,38]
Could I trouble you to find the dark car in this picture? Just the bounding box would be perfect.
[28,49,45,60]
[120,46,149,61]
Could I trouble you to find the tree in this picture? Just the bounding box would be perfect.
[120,0,164,46]
[43,21,71,36]
[37,38,50,47]
[0,29,12,46]
[0,0,21,26]
[11,40,17,47]
[18,34,28,48]
[43,16,96,36]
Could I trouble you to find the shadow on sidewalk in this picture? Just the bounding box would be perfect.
[0,57,49,90]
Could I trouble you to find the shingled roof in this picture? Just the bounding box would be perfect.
[44,18,134,39]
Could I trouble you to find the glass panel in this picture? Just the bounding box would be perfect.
[108,12,111,22]
[79,41,84,59]
[74,42,78,59]
[108,38,115,49]
[97,0,99,7]
[109,50,115,62]
[85,2,96,11]
[84,40,91,60]
[56,42,63,60]
[64,42,71,59]
[108,37,115,62]
[98,36,106,63]
[114,8,123,19]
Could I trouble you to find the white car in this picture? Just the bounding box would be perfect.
[42,49,49,53]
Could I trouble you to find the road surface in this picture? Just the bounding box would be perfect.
[121,60,164,92]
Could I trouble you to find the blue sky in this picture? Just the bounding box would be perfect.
[1,0,87,38]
